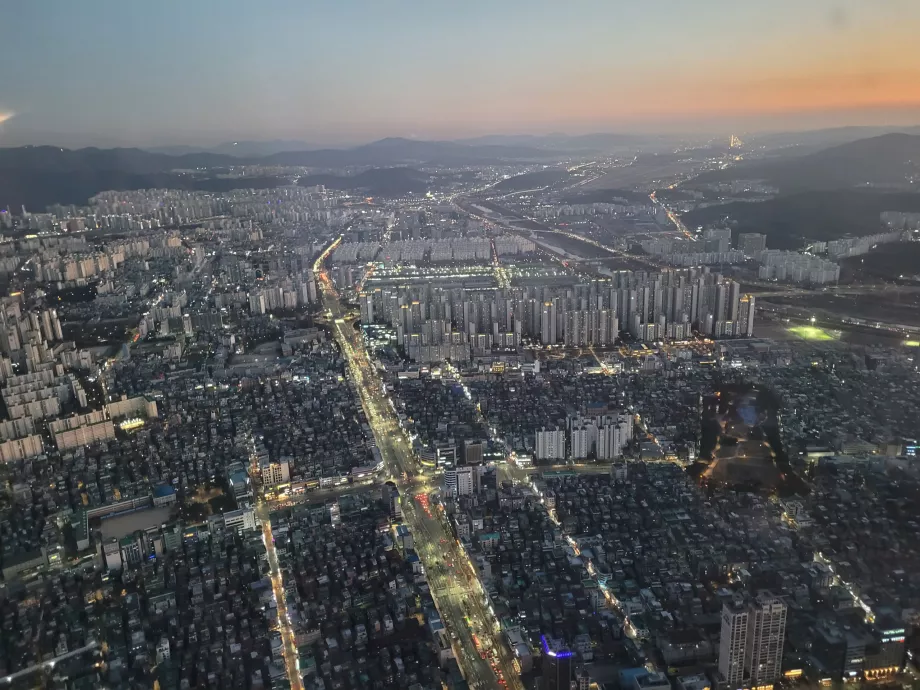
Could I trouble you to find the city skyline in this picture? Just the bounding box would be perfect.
[2,0,920,147]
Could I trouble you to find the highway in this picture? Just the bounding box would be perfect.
[454,195,663,272]
[313,242,522,690]
[649,190,695,241]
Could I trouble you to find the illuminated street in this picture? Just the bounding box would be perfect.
[258,501,304,690]
[251,436,304,690]
[313,242,523,690]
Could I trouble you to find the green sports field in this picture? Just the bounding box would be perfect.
[786,325,838,341]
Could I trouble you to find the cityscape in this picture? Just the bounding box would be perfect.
[3,3,920,690]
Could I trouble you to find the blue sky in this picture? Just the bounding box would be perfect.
[2,0,919,146]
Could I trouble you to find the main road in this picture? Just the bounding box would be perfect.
[251,439,304,690]
[313,242,523,690]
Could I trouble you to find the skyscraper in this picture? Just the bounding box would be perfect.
[719,592,788,688]
[719,599,749,686]
[542,636,574,690]
[738,294,755,337]
[745,592,787,686]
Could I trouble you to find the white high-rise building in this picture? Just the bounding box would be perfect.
[597,424,621,460]
[746,592,787,685]
[456,465,478,496]
[570,428,589,460]
[249,292,266,315]
[535,428,566,461]
[719,592,787,688]
[359,291,374,324]
[719,599,749,687]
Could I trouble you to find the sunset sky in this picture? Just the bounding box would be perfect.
[2,0,919,146]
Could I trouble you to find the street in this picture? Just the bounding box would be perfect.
[313,243,523,690]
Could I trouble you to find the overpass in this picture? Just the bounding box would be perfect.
[0,641,99,686]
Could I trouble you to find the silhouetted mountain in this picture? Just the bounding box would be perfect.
[457,132,661,152]
[0,145,239,174]
[750,125,920,151]
[1,169,286,211]
[147,140,323,157]
[682,190,920,250]
[265,137,556,167]
[696,133,920,191]
[298,167,432,196]
[0,138,563,210]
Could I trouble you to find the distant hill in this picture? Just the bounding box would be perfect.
[264,137,556,167]
[147,140,323,157]
[682,190,920,250]
[0,145,238,174]
[1,169,287,211]
[695,133,920,191]
[456,132,666,152]
[488,170,571,193]
[298,167,432,197]
[840,242,920,282]
[750,125,920,151]
[0,138,559,210]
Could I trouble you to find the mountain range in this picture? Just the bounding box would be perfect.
[0,138,563,211]
[3,131,920,213]
[140,133,664,157]
[695,133,920,191]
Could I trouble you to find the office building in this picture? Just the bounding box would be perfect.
[463,440,484,466]
[444,464,480,497]
[382,481,402,520]
[260,457,290,487]
[542,636,573,690]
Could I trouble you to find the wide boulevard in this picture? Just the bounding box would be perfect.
[312,239,523,690]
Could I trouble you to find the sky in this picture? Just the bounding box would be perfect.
[2,0,920,147]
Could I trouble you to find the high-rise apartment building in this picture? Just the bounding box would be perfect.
[570,427,590,460]
[745,592,787,686]
[738,233,767,254]
[737,295,756,338]
[719,599,749,686]
[535,428,566,461]
[719,592,787,688]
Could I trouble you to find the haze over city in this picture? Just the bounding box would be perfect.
[2,3,920,690]
[2,0,920,146]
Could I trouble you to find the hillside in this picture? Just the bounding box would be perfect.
[841,242,920,282]
[0,139,558,210]
[1,170,287,210]
[695,133,920,191]
[682,190,920,250]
